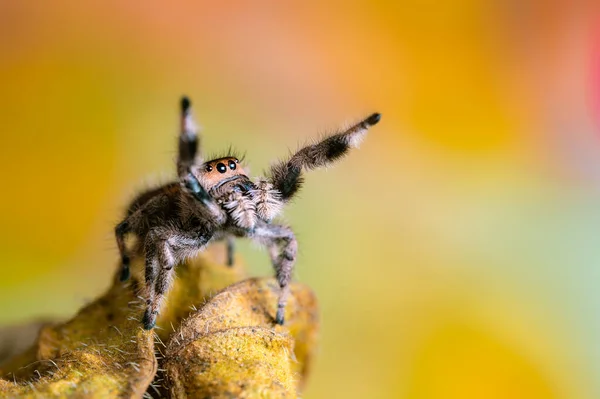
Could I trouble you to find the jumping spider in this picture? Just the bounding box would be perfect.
[115,97,381,330]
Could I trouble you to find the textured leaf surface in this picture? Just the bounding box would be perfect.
[164,278,319,398]
[0,266,156,399]
[0,244,319,398]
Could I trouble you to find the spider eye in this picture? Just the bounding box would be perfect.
[228,160,236,170]
[205,165,213,172]
[216,162,227,173]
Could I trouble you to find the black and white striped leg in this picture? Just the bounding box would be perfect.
[268,113,381,202]
[177,96,202,178]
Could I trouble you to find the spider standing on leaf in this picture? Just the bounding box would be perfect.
[115,97,381,330]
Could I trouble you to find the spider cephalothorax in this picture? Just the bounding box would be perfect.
[199,157,247,190]
[115,97,381,330]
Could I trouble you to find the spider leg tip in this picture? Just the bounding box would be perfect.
[366,112,381,126]
[119,268,130,282]
[119,257,130,281]
[142,321,155,330]
[275,308,285,325]
[142,310,157,330]
[181,96,191,112]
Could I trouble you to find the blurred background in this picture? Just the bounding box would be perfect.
[1,1,600,398]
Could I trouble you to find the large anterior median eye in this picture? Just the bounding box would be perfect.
[216,163,227,173]
[228,160,236,170]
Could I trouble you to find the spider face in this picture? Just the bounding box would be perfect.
[199,157,247,190]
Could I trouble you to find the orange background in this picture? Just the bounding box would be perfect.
[1,2,600,398]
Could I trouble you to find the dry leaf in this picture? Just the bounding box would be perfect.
[0,243,319,399]
[164,278,319,398]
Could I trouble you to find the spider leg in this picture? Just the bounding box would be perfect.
[142,237,160,330]
[268,113,381,202]
[142,229,214,330]
[177,96,203,178]
[151,265,176,325]
[142,235,175,330]
[226,236,235,267]
[114,220,132,281]
[251,222,298,325]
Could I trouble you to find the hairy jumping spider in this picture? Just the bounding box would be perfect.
[115,97,381,330]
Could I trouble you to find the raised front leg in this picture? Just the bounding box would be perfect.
[177,96,203,178]
[268,113,381,202]
[251,222,298,325]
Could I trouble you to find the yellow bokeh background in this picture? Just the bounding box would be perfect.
[1,2,600,398]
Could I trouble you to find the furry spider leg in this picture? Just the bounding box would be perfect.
[267,112,381,204]
[177,96,202,177]
[226,236,235,266]
[242,112,381,321]
[141,227,216,329]
[114,220,132,281]
[141,173,228,331]
[250,221,298,325]
[131,175,223,330]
